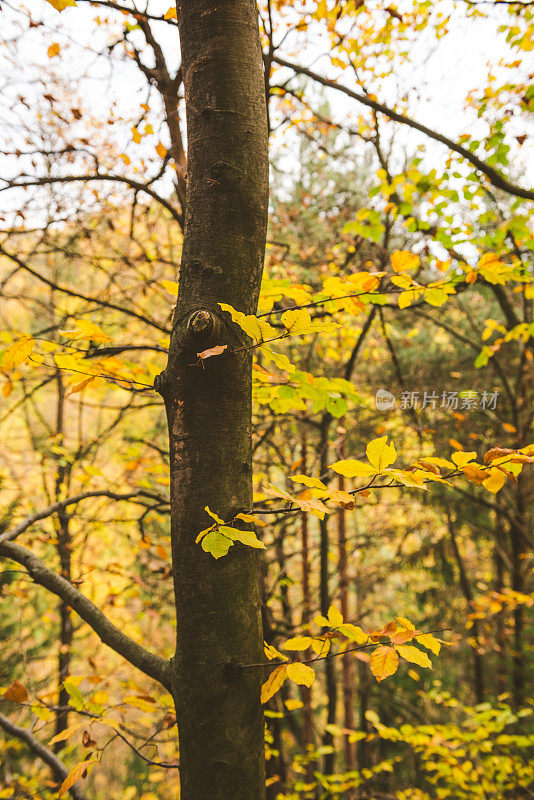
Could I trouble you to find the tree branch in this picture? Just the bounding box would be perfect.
[0,541,172,691]
[272,56,534,202]
[0,489,169,546]
[0,245,170,334]
[0,173,183,225]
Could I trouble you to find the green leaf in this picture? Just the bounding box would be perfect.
[63,679,84,711]
[201,531,233,559]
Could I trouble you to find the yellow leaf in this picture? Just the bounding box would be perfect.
[293,495,328,519]
[366,436,397,472]
[262,348,295,373]
[234,512,266,527]
[2,380,13,397]
[156,141,167,157]
[396,645,432,668]
[161,280,179,295]
[395,616,415,631]
[204,506,224,525]
[264,643,287,662]
[58,760,97,798]
[45,0,76,9]
[338,623,368,644]
[424,287,448,307]
[311,637,330,656]
[2,338,34,371]
[219,303,276,344]
[67,377,95,396]
[283,637,313,651]
[60,318,110,343]
[261,665,287,703]
[415,633,441,655]
[419,456,455,470]
[482,467,506,494]
[370,646,399,682]
[285,699,303,710]
[327,604,343,627]
[47,42,61,58]
[287,663,315,687]
[451,451,477,468]
[290,475,328,490]
[221,525,265,549]
[122,695,155,712]
[329,459,375,478]
[281,308,313,335]
[390,275,413,289]
[164,6,177,19]
[54,353,80,372]
[132,126,141,144]
[398,290,421,309]
[49,723,84,747]
[391,250,419,273]
[3,680,28,703]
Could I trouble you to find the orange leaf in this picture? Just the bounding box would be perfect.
[197,344,227,360]
[3,680,28,703]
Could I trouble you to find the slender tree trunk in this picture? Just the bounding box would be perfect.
[319,417,337,776]
[494,511,507,695]
[300,433,314,780]
[157,3,269,798]
[53,371,73,750]
[510,475,527,707]
[337,428,356,769]
[446,510,484,703]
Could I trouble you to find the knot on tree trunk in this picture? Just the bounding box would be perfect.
[187,309,214,338]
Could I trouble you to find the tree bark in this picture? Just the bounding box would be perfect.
[299,433,314,778]
[318,417,337,776]
[157,2,269,798]
[338,439,356,769]
[53,370,74,750]
[446,510,485,704]
[510,474,528,707]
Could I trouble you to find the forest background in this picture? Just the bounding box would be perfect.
[0,1,533,799]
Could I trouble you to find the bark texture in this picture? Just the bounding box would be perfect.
[158,2,269,798]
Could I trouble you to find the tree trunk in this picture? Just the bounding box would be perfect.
[446,510,485,704]
[53,370,74,750]
[338,464,356,768]
[510,474,528,707]
[493,511,507,695]
[319,417,337,776]
[157,2,269,798]
[299,433,314,780]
